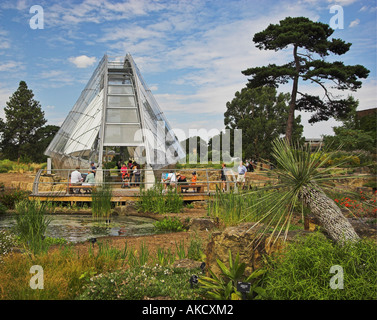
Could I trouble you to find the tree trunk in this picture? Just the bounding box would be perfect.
[285,45,300,141]
[300,185,360,244]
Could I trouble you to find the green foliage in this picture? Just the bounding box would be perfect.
[154,217,185,232]
[199,249,266,300]
[187,233,204,261]
[79,264,205,300]
[14,200,51,255]
[91,184,112,221]
[0,189,30,209]
[323,127,375,153]
[0,202,7,214]
[242,16,369,139]
[263,233,377,300]
[0,81,49,162]
[138,183,183,214]
[224,86,303,161]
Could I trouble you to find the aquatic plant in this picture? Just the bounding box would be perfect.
[14,199,51,255]
[91,183,112,222]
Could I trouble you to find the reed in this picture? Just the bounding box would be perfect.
[138,183,183,214]
[14,200,51,255]
[91,183,112,222]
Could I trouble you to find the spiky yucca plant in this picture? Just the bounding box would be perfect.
[243,138,360,245]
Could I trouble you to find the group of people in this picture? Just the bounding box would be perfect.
[118,160,141,188]
[162,170,197,191]
[244,159,256,172]
[70,162,97,193]
[220,161,250,192]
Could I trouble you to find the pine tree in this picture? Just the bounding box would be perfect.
[0,81,47,161]
[242,17,370,141]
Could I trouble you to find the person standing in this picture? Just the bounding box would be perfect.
[237,161,247,190]
[221,163,227,192]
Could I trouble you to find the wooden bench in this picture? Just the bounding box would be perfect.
[177,184,205,193]
[67,185,94,194]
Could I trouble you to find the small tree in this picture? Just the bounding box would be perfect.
[224,86,303,161]
[0,81,47,161]
[242,17,370,141]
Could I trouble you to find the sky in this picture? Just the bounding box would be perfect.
[0,0,376,141]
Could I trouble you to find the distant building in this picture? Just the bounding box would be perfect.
[305,138,323,152]
[356,107,377,119]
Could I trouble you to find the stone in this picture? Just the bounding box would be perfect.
[189,218,216,231]
[205,222,311,278]
[172,258,203,270]
[113,203,139,216]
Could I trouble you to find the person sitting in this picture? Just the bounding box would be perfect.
[82,170,95,193]
[70,167,83,193]
[71,167,83,185]
[176,173,188,192]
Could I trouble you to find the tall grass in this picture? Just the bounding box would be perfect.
[207,187,275,226]
[138,183,183,214]
[91,183,112,222]
[263,233,377,300]
[14,200,51,255]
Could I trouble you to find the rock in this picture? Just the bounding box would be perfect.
[172,258,203,270]
[205,222,311,278]
[189,218,216,231]
[113,203,139,216]
[349,218,377,239]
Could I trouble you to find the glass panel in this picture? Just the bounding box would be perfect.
[108,85,134,95]
[108,95,136,108]
[104,124,143,144]
[108,77,132,85]
[106,108,139,123]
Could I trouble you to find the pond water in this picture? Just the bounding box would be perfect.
[0,214,157,243]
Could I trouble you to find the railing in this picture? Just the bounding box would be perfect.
[31,167,266,197]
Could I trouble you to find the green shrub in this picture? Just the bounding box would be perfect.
[263,233,377,300]
[187,234,204,261]
[78,264,205,300]
[154,217,185,232]
[0,189,30,209]
[0,202,7,214]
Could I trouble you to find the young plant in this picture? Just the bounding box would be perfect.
[199,249,266,300]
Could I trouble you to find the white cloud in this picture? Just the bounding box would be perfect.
[327,0,358,6]
[0,61,21,72]
[349,19,360,28]
[68,55,97,68]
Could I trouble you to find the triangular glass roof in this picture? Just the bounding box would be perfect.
[45,54,185,170]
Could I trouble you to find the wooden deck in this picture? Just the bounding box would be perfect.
[29,187,213,203]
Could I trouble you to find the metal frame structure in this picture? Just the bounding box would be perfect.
[45,54,185,177]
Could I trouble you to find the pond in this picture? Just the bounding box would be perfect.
[0,214,157,243]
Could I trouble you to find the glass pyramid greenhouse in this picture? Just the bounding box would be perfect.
[45,54,185,171]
